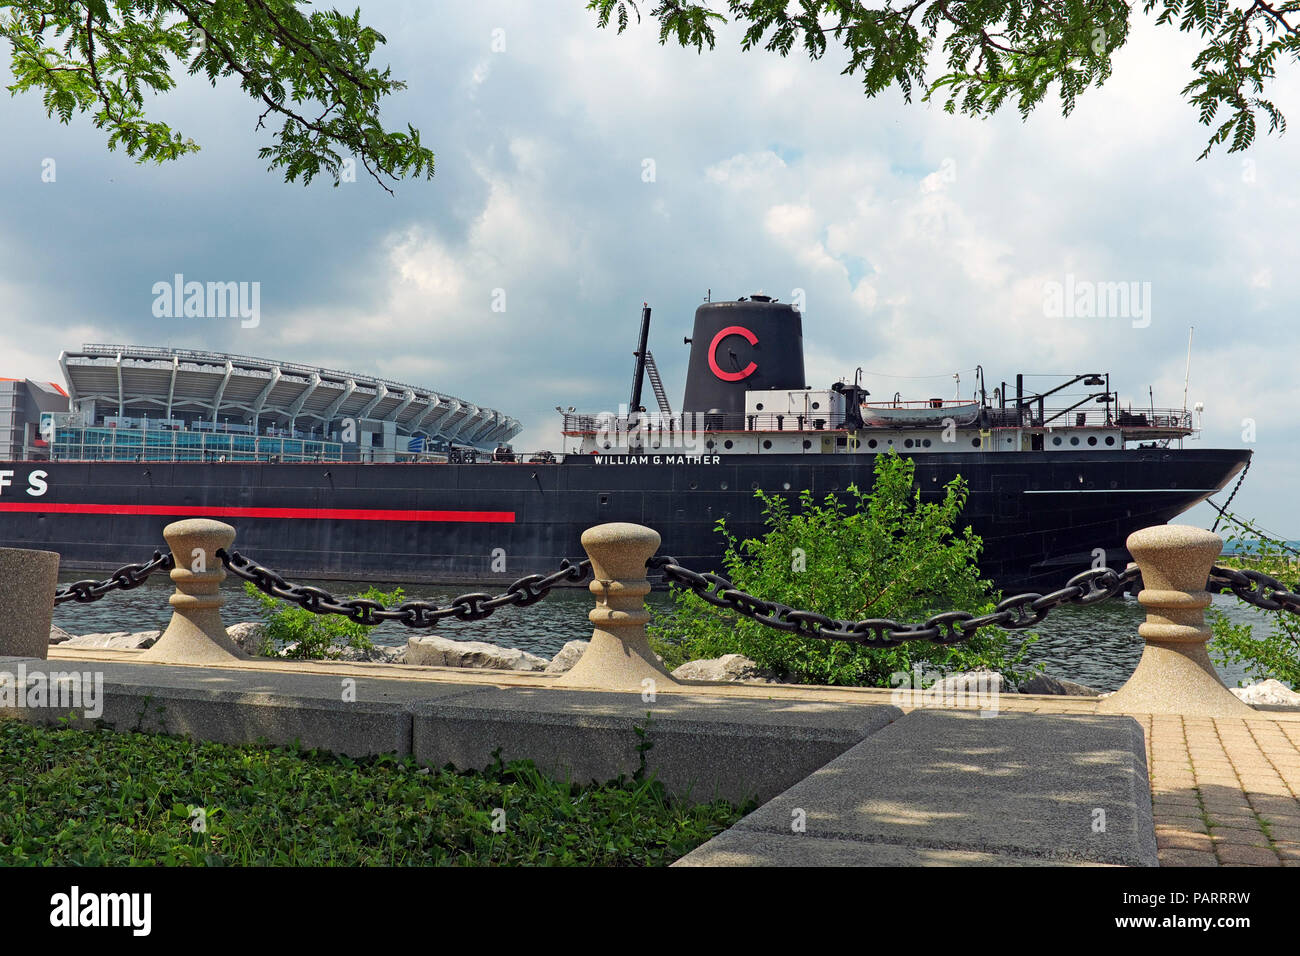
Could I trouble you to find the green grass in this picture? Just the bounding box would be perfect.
[0,719,749,866]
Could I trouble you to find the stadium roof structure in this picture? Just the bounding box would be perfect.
[61,344,521,447]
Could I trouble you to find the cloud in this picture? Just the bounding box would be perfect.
[705,151,788,189]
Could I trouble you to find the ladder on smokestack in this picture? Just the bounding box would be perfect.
[644,352,673,417]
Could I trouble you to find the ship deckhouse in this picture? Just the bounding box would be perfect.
[563,295,1195,458]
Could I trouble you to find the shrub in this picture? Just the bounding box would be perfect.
[1209,520,1300,689]
[650,450,1037,687]
[243,581,400,659]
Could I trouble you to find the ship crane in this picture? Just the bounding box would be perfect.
[628,302,673,418]
[999,372,1113,427]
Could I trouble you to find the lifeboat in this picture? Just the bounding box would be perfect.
[860,399,981,427]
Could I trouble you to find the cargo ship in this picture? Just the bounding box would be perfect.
[0,295,1250,591]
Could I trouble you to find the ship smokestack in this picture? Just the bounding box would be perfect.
[681,295,806,415]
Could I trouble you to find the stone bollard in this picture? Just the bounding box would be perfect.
[554,522,682,693]
[139,519,248,665]
[0,547,60,660]
[1097,524,1254,717]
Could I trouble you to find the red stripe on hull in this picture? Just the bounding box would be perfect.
[0,503,515,523]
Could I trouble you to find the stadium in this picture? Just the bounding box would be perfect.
[6,344,521,463]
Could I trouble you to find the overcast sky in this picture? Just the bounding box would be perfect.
[1,2,1294,535]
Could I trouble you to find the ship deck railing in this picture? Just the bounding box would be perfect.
[561,407,1194,436]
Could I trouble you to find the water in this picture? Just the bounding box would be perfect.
[1009,593,1260,691]
[54,572,601,660]
[1222,540,1300,554]
[53,573,1269,691]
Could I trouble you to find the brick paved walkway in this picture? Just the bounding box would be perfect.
[1142,714,1300,867]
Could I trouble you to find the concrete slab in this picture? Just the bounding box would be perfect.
[672,829,1115,866]
[1,656,484,759]
[2,657,902,803]
[6,657,486,705]
[413,686,902,803]
[678,710,1156,867]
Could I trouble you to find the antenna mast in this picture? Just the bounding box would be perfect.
[1183,326,1195,412]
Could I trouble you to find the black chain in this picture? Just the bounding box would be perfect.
[647,556,1144,647]
[1208,566,1300,614]
[216,548,592,627]
[1210,459,1249,534]
[52,550,176,605]
[50,545,1299,642]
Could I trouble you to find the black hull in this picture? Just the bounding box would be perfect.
[0,448,1250,592]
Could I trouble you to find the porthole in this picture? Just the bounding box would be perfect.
[689,480,698,490]
[706,440,715,449]
[756,402,764,411]
[868,439,878,449]
[1087,436,1097,446]
[922,438,932,448]
[603,442,612,449]
[751,481,759,490]
[802,439,812,449]
[811,401,820,410]
[904,439,914,448]
[599,494,609,505]
[1052,437,1062,446]
[782,482,791,490]
[1070,436,1080,446]
[1105,436,1115,446]
[720,481,728,490]
[763,439,772,449]
[971,437,981,448]
[1110,480,1118,489]
[724,440,733,449]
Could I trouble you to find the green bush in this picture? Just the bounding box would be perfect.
[1209,522,1300,689]
[650,450,1037,687]
[243,581,402,659]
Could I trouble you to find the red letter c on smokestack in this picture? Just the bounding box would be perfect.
[707,326,759,382]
